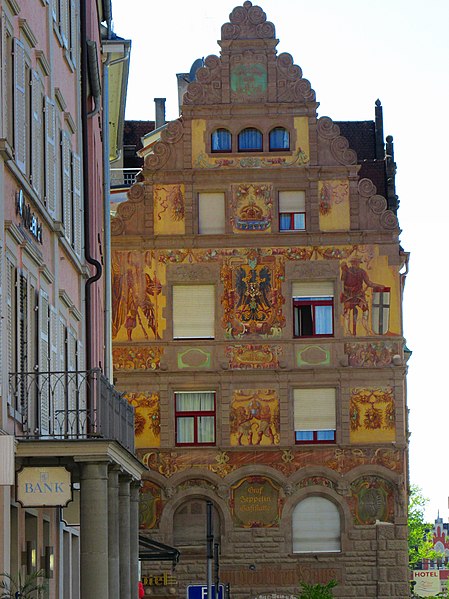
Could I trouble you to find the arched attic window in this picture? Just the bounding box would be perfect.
[211,128,232,152]
[269,127,290,151]
[238,127,263,152]
[292,496,341,553]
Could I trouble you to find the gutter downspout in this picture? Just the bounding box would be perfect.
[103,37,130,382]
[80,0,102,377]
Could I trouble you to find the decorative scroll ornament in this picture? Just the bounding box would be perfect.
[317,116,357,165]
[144,120,183,171]
[358,178,399,230]
[221,1,275,40]
[183,55,222,105]
[276,53,316,103]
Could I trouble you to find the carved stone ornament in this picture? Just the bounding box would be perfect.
[183,55,222,105]
[358,178,399,230]
[221,1,275,40]
[317,116,357,166]
[144,120,183,171]
[276,52,316,103]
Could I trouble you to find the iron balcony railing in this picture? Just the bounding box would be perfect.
[110,167,141,188]
[8,369,135,453]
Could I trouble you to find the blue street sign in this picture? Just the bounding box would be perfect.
[187,584,224,599]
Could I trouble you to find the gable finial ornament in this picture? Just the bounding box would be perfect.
[221,1,275,40]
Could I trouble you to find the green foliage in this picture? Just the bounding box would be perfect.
[298,580,337,599]
[0,570,47,599]
[408,484,443,569]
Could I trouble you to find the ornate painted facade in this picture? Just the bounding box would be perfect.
[112,3,409,598]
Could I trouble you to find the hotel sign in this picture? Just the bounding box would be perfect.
[16,467,72,507]
[16,189,43,244]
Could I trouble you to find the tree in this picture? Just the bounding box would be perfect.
[298,580,337,599]
[0,570,47,599]
[408,484,442,569]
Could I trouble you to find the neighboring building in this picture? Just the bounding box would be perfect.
[111,3,410,598]
[0,2,143,599]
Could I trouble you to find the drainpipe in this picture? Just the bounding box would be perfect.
[80,0,102,377]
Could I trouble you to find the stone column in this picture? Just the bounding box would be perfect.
[108,467,120,599]
[119,473,131,599]
[80,462,109,599]
[130,481,141,598]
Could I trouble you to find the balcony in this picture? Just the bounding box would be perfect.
[110,167,141,188]
[8,369,135,453]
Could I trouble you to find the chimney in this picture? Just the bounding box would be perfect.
[154,98,166,129]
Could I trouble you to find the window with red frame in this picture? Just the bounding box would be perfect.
[294,388,336,445]
[175,391,216,446]
[279,191,305,231]
[292,281,334,338]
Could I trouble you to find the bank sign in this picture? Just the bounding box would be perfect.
[16,467,72,507]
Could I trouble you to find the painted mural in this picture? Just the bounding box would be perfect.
[140,446,403,479]
[230,183,273,232]
[111,250,165,342]
[230,61,267,101]
[153,184,185,235]
[296,345,331,367]
[125,392,161,448]
[318,180,350,231]
[226,344,282,369]
[348,476,395,525]
[349,387,396,444]
[230,476,283,528]
[344,341,400,367]
[221,252,285,338]
[139,481,163,529]
[112,346,163,370]
[230,389,280,446]
[177,348,211,369]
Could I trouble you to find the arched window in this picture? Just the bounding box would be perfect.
[292,497,341,553]
[173,499,221,547]
[211,129,232,152]
[269,127,290,151]
[238,128,263,152]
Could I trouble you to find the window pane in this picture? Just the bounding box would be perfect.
[298,305,313,336]
[177,417,194,443]
[317,430,335,441]
[238,128,262,151]
[199,192,226,235]
[197,416,215,443]
[269,127,289,150]
[315,305,333,335]
[176,392,214,411]
[296,431,313,441]
[293,213,305,230]
[280,213,292,230]
[211,129,231,152]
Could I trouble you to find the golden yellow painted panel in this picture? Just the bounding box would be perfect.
[293,116,309,162]
[349,387,395,444]
[154,184,185,235]
[318,180,350,231]
[126,392,161,449]
[191,119,207,167]
[230,389,280,446]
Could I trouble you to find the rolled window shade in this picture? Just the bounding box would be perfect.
[198,193,226,234]
[293,497,341,553]
[279,191,305,213]
[173,285,215,338]
[292,281,334,297]
[294,388,336,430]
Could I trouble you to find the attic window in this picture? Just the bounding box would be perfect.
[238,128,262,152]
[269,127,289,151]
[211,129,231,152]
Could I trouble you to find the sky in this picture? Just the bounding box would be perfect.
[111,0,449,521]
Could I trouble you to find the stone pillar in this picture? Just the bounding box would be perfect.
[130,481,141,598]
[108,467,120,599]
[80,462,109,599]
[119,474,131,599]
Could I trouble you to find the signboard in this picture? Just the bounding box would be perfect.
[187,584,224,599]
[231,476,281,528]
[412,570,441,597]
[17,467,72,507]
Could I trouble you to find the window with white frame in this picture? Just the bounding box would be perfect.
[198,192,226,235]
[172,284,215,339]
[292,496,341,553]
[279,191,305,231]
[292,281,334,338]
[293,388,336,444]
[175,391,216,446]
[371,287,391,334]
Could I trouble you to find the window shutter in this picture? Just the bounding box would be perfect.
[31,70,44,199]
[60,0,69,48]
[61,130,72,244]
[292,281,334,298]
[293,497,340,553]
[1,15,9,141]
[294,388,336,431]
[198,193,226,234]
[69,0,78,68]
[76,339,86,429]
[67,326,77,413]
[0,246,2,396]
[173,285,215,339]
[13,38,26,173]
[71,151,82,256]
[39,289,50,435]
[54,316,67,434]
[51,0,58,22]
[279,191,305,213]
[45,96,57,215]
[6,259,16,383]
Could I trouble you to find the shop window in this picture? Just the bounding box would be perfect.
[238,128,262,152]
[172,284,215,339]
[293,388,336,444]
[292,497,341,553]
[198,192,226,234]
[211,129,232,152]
[279,191,305,231]
[269,127,289,150]
[175,391,216,446]
[292,282,334,337]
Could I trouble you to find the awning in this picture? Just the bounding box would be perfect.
[139,535,180,566]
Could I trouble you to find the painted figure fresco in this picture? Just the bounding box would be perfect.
[318,180,350,231]
[349,387,395,443]
[340,257,388,336]
[125,392,161,448]
[111,251,164,341]
[230,390,280,446]
[139,481,163,529]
